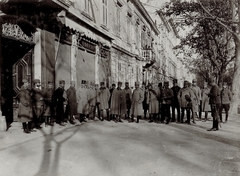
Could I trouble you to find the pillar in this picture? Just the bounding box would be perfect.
[71,34,77,84]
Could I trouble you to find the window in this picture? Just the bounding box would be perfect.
[102,0,107,26]
[84,0,91,13]
[116,7,121,36]
[127,18,131,44]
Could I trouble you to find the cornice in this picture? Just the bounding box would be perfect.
[130,0,159,35]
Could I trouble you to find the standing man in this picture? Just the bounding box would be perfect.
[130,82,144,123]
[171,79,181,123]
[123,82,132,120]
[219,82,232,123]
[99,82,110,121]
[161,81,174,124]
[43,81,54,126]
[110,82,125,123]
[157,83,163,122]
[54,80,66,126]
[200,81,211,122]
[191,79,201,121]
[207,77,221,131]
[66,81,77,125]
[108,84,116,121]
[77,81,89,122]
[178,80,195,124]
[18,79,33,133]
[32,79,44,129]
[147,83,160,123]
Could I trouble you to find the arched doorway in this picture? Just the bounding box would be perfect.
[1,23,35,124]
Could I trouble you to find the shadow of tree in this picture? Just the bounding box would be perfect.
[34,124,82,176]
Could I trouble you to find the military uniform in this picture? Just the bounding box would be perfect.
[32,79,44,129]
[66,81,77,124]
[54,80,66,126]
[171,79,181,122]
[43,81,54,126]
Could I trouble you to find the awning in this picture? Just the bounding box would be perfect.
[65,17,111,47]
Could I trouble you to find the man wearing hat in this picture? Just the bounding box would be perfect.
[32,79,44,130]
[130,82,144,123]
[219,82,232,123]
[98,82,110,121]
[207,77,221,131]
[171,79,181,123]
[123,82,132,120]
[18,79,33,133]
[110,81,125,122]
[161,81,174,124]
[191,79,201,121]
[66,81,77,125]
[177,80,195,124]
[43,81,54,126]
[54,80,66,126]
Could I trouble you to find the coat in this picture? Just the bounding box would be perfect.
[147,88,160,114]
[99,87,110,110]
[201,87,211,112]
[190,86,200,113]
[220,88,232,104]
[77,87,90,114]
[208,84,221,105]
[54,87,66,115]
[131,88,144,116]
[123,87,132,109]
[18,86,33,122]
[32,87,45,117]
[171,86,181,106]
[178,87,195,108]
[66,86,77,115]
[43,88,54,116]
[110,88,126,115]
[161,88,174,105]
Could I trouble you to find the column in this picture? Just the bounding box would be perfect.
[34,29,42,82]
[95,45,99,84]
[71,34,77,84]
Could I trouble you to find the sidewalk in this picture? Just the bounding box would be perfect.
[0,114,239,151]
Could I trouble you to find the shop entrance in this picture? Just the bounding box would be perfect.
[2,37,34,123]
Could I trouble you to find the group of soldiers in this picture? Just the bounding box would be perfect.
[17,76,232,134]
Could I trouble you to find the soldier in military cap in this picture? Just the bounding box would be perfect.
[43,81,54,126]
[171,79,181,123]
[123,82,132,120]
[161,81,174,124]
[130,82,144,123]
[66,81,77,125]
[54,80,66,126]
[110,81,125,122]
[98,82,110,121]
[31,79,45,130]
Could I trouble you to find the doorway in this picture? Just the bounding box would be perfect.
[2,37,34,123]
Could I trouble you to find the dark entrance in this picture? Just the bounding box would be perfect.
[1,37,34,124]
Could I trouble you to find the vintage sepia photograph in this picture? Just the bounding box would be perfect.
[0,0,239,176]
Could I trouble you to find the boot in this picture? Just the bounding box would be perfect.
[136,116,140,123]
[225,115,228,123]
[28,122,37,132]
[48,117,54,126]
[149,114,153,123]
[23,123,30,134]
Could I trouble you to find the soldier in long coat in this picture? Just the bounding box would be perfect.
[207,77,221,131]
[171,79,181,123]
[54,80,66,126]
[43,81,54,126]
[66,81,77,124]
[147,84,160,123]
[18,79,33,133]
[130,82,144,123]
[161,81,174,124]
[32,79,44,129]
[191,79,201,121]
[123,82,132,119]
[200,81,211,122]
[99,82,110,121]
[77,81,90,122]
[110,82,125,122]
[178,80,195,124]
